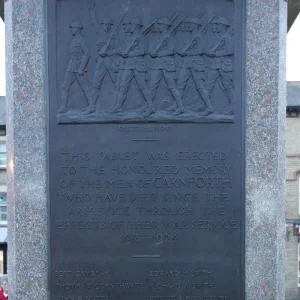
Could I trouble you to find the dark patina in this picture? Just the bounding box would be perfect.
[48,0,245,299]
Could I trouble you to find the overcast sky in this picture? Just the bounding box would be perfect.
[0,16,299,96]
[287,14,300,81]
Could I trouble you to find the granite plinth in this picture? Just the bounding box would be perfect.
[6,0,47,299]
[245,0,286,299]
[6,0,286,298]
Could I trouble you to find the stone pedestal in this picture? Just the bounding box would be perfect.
[6,0,286,299]
[245,1,286,299]
[6,0,47,299]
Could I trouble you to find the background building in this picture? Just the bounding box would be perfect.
[286,81,300,299]
[0,95,6,276]
[0,2,11,277]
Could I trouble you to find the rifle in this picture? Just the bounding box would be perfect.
[182,15,215,53]
[152,14,181,54]
[169,12,178,24]
[141,17,160,35]
[126,14,179,54]
[142,13,178,36]
[122,17,159,55]
[209,28,234,54]
[169,17,186,36]
[197,11,211,21]
[198,13,212,32]
[101,9,128,53]
[201,15,214,32]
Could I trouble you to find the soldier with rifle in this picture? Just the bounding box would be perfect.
[206,17,234,115]
[177,16,214,116]
[108,17,153,113]
[147,17,185,116]
[84,0,125,114]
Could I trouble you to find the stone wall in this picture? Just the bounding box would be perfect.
[285,117,300,299]
[5,0,48,298]
[285,233,298,299]
[286,118,300,154]
[286,179,300,220]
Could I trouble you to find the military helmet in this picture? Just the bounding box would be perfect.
[212,17,230,27]
[156,17,171,26]
[69,21,83,29]
[185,17,202,25]
[130,17,143,26]
[101,18,113,25]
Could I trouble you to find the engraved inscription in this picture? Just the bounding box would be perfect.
[51,148,241,297]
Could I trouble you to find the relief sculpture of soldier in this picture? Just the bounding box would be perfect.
[108,18,153,113]
[147,17,185,116]
[177,17,214,116]
[58,21,92,114]
[83,0,121,114]
[206,18,234,115]
[57,11,235,123]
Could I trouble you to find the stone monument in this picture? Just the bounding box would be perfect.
[6,0,286,299]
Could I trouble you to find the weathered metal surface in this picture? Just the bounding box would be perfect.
[48,0,245,299]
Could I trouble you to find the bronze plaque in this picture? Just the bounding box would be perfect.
[48,0,245,299]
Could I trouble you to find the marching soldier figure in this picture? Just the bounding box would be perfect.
[84,0,121,114]
[177,17,213,116]
[108,18,152,113]
[206,17,234,115]
[58,21,92,114]
[148,17,184,116]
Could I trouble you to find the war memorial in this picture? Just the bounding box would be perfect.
[5,0,286,299]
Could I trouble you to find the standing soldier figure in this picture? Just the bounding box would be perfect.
[58,21,92,114]
[148,17,184,116]
[84,0,120,114]
[177,17,213,116]
[206,17,234,115]
[108,18,152,113]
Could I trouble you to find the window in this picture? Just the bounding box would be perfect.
[0,141,6,168]
[0,245,8,275]
[0,126,6,136]
[0,193,7,224]
[0,250,4,275]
